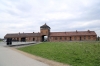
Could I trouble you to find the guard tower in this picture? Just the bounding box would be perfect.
[40,23,50,42]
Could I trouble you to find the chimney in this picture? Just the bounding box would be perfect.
[88,30,90,33]
[44,23,46,25]
[76,30,78,33]
[19,32,20,34]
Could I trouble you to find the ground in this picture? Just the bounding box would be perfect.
[0,41,68,66]
[0,42,49,66]
[18,41,100,66]
[12,47,69,66]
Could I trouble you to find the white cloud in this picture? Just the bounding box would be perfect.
[0,0,100,38]
[45,12,76,20]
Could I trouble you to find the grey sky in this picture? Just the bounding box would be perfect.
[0,0,100,38]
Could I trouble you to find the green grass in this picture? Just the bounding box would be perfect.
[18,41,100,66]
[0,39,3,42]
[0,40,2,42]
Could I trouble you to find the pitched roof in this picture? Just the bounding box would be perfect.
[4,31,97,38]
[4,33,40,38]
[50,31,97,36]
[40,23,50,29]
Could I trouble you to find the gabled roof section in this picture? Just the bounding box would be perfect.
[40,23,50,29]
[50,31,97,36]
[4,33,40,38]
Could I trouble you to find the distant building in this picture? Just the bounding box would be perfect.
[4,23,97,42]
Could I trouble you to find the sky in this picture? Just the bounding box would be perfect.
[0,0,100,38]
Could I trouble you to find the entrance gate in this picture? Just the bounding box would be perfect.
[41,35,48,42]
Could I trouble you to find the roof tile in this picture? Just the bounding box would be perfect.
[50,31,97,36]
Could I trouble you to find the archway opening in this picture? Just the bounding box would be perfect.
[41,35,48,42]
[33,38,35,41]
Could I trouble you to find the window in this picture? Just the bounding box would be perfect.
[84,36,86,40]
[93,36,96,38]
[55,37,57,40]
[80,36,82,41]
[17,38,19,41]
[60,37,62,40]
[70,37,71,41]
[88,36,90,39]
[65,37,66,40]
[74,36,76,40]
[33,38,35,41]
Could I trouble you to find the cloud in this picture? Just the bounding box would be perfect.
[0,0,100,38]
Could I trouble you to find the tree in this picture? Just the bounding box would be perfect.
[98,36,100,41]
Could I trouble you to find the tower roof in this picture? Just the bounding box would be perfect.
[40,23,50,29]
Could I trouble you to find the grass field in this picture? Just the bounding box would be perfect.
[18,41,100,66]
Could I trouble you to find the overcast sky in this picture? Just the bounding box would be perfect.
[0,0,100,38]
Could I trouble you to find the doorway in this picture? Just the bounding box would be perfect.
[21,37,26,42]
[6,38,12,45]
[70,37,71,41]
[33,38,35,41]
[80,37,81,41]
[41,35,48,42]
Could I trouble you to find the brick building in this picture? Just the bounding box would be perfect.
[4,23,97,42]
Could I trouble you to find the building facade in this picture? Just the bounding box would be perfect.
[4,23,97,42]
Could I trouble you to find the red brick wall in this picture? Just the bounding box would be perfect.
[10,35,97,42]
[49,35,97,41]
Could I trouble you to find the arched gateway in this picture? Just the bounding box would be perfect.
[4,23,97,43]
[40,23,50,42]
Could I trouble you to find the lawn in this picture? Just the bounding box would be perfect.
[0,40,2,42]
[18,41,100,66]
